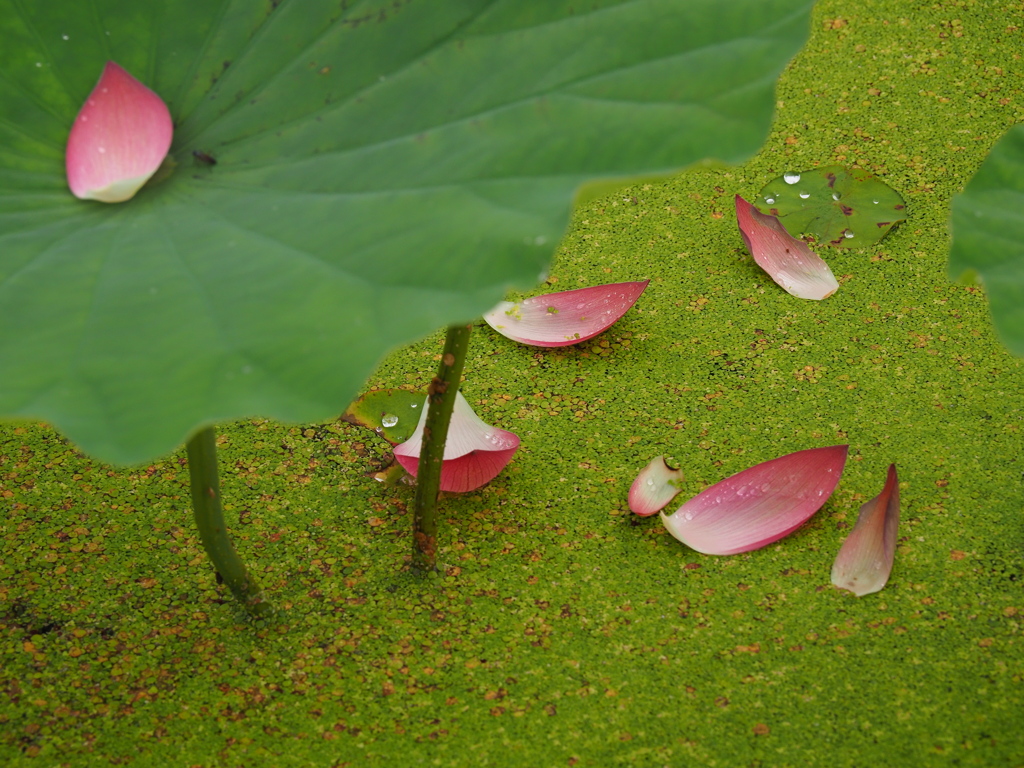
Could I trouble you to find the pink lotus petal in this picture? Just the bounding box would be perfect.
[735,195,839,300]
[661,445,849,555]
[66,61,173,203]
[483,281,649,347]
[629,456,685,516]
[394,391,519,493]
[831,464,900,596]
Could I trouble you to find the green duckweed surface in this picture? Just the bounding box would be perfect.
[3,1,1024,765]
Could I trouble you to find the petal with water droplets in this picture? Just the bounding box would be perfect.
[394,391,519,493]
[661,445,849,555]
[483,281,649,347]
[66,62,173,203]
[629,456,685,516]
[735,195,839,300]
[831,464,899,596]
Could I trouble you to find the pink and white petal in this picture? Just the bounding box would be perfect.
[393,391,519,493]
[66,61,173,203]
[735,195,839,300]
[629,456,685,516]
[483,281,649,347]
[661,445,849,555]
[831,464,900,596]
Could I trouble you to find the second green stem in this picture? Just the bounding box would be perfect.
[411,323,472,574]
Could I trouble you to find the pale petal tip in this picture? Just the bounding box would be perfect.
[735,195,839,301]
[483,280,649,347]
[66,61,173,203]
[629,456,685,516]
[831,464,900,596]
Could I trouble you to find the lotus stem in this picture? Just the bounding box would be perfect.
[186,426,273,617]
[411,323,472,574]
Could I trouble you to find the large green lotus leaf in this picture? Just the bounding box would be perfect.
[0,0,813,464]
[755,166,906,247]
[948,123,1024,356]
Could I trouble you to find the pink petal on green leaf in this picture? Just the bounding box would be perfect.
[735,195,839,300]
[629,456,685,516]
[661,445,849,555]
[831,464,900,596]
[393,392,519,493]
[66,62,173,203]
[483,281,649,347]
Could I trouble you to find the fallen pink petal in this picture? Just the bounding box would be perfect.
[483,280,649,347]
[661,445,849,555]
[66,61,173,203]
[735,195,839,300]
[394,392,519,493]
[831,463,900,596]
[629,456,685,516]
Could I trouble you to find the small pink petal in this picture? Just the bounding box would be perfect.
[66,61,173,203]
[661,445,849,555]
[483,281,649,347]
[393,391,519,493]
[831,464,900,596]
[735,195,839,300]
[629,456,685,516]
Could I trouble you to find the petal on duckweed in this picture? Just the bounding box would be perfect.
[66,62,173,203]
[629,456,685,516]
[394,391,519,493]
[483,281,649,347]
[831,464,900,596]
[661,445,849,555]
[735,195,839,300]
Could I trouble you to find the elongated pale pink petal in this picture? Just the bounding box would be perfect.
[483,281,649,347]
[661,445,849,555]
[735,195,839,300]
[66,61,173,203]
[629,456,685,516]
[394,392,519,493]
[831,464,900,596]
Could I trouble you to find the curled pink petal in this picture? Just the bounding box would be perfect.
[831,464,900,596]
[394,392,519,493]
[629,456,685,516]
[66,61,173,203]
[661,445,849,555]
[483,281,649,347]
[736,195,839,300]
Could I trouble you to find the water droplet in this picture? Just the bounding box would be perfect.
[844,231,855,239]
[646,479,655,487]
[61,34,69,40]
[683,512,694,521]
[35,62,42,68]
[410,403,418,408]
[872,199,880,204]
[381,413,399,428]
[832,193,840,201]
[764,197,775,204]
[783,172,801,184]
[760,483,771,492]
[799,192,810,199]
